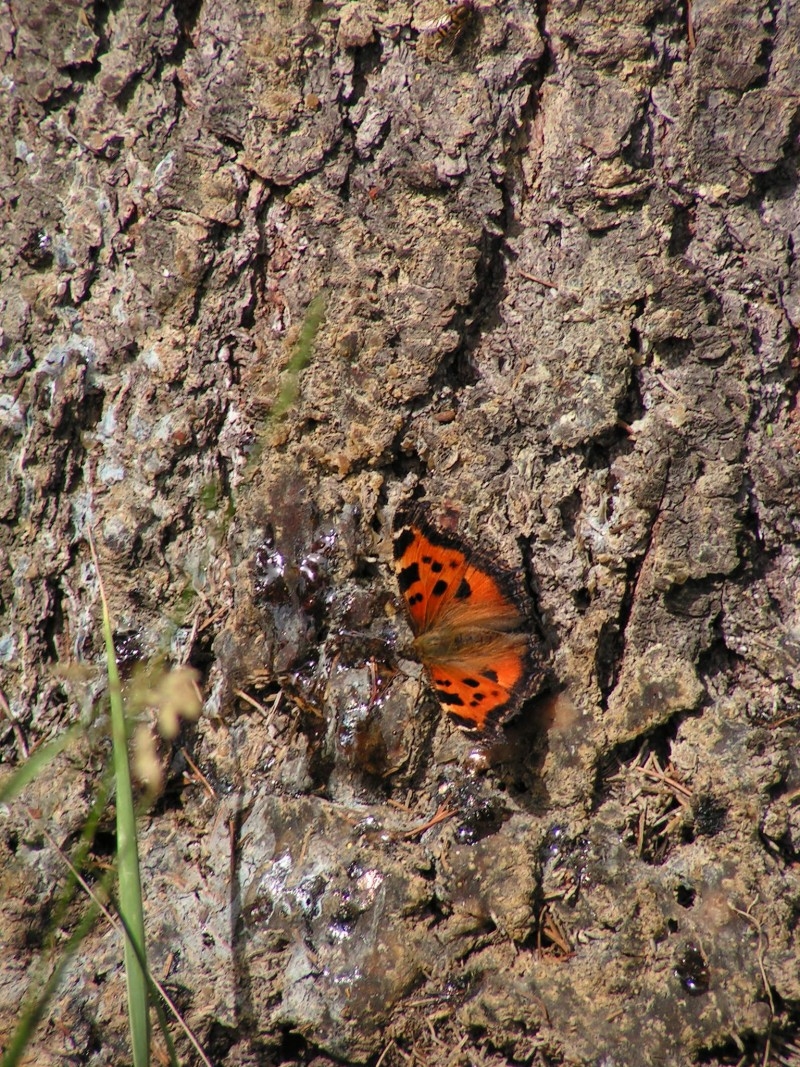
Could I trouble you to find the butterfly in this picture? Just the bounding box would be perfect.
[392,503,541,732]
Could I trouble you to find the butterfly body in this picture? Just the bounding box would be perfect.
[393,504,539,732]
[413,624,525,662]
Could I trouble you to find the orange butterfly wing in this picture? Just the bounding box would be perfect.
[393,504,539,731]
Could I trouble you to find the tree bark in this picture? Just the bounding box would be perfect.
[2,0,799,1063]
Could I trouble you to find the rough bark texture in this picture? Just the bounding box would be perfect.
[1,0,800,1064]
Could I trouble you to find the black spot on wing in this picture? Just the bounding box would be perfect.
[397,562,420,593]
[436,689,465,707]
[455,577,471,599]
[432,579,448,597]
[448,702,511,730]
[393,527,415,560]
[481,669,499,683]
[463,678,479,688]
[431,561,443,573]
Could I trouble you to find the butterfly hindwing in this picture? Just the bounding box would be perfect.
[427,634,531,731]
[393,503,538,731]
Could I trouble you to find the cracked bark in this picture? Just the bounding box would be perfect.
[2,0,800,1064]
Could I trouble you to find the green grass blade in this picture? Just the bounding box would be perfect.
[0,722,82,804]
[90,532,151,1067]
[0,897,104,1067]
[1,756,114,1066]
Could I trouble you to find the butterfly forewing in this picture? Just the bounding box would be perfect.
[441,561,525,631]
[393,512,471,633]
